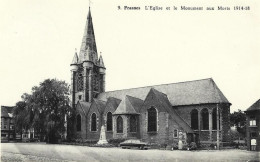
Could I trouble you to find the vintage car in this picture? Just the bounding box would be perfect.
[120,139,150,150]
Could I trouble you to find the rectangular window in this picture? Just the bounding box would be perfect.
[78,95,82,100]
[250,117,256,126]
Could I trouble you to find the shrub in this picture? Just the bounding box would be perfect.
[171,141,178,150]
[182,144,188,150]
[210,143,216,149]
[189,142,197,150]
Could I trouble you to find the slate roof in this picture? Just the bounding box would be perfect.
[1,106,14,118]
[98,55,105,68]
[149,89,194,133]
[78,8,98,64]
[77,101,91,116]
[97,78,230,106]
[71,52,78,65]
[105,97,121,111]
[113,95,143,115]
[245,99,260,112]
[93,99,106,114]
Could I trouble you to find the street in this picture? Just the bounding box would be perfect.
[1,143,259,162]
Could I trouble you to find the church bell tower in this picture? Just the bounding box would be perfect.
[70,7,106,108]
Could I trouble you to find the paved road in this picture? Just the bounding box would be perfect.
[1,143,259,162]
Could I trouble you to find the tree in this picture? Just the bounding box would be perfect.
[14,79,73,143]
[30,79,72,143]
[13,101,31,139]
[230,109,246,136]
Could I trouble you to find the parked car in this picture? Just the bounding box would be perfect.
[120,139,150,150]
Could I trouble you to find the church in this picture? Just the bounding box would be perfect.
[70,8,231,147]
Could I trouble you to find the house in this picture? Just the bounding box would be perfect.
[245,99,260,151]
[69,7,231,147]
[1,106,15,142]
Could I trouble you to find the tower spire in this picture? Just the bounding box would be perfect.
[79,7,97,64]
[71,48,78,65]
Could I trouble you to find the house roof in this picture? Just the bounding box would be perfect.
[1,106,14,118]
[113,95,143,115]
[97,78,230,106]
[149,89,194,133]
[245,99,260,112]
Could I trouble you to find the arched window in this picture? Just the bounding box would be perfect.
[106,112,112,131]
[148,107,157,132]
[91,113,97,131]
[76,114,81,131]
[212,108,217,130]
[173,129,178,138]
[117,116,123,133]
[191,109,199,130]
[130,116,137,132]
[201,108,209,130]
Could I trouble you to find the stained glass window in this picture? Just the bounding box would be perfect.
[148,107,157,132]
[117,116,123,133]
[130,116,137,132]
[201,108,209,130]
[76,114,81,131]
[191,109,199,130]
[106,112,113,131]
[91,113,97,131]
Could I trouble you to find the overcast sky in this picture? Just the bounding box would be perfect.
[1,0,259,112]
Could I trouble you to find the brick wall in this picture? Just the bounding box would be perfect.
[221,103,231,142]
[75,105,87,139]
[246,111,260,151]
[113,115,128,139]
[86,104,101,141]
[175,103,231,142]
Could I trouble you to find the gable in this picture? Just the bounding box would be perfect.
[103,97,121,114]
[246,99,260,112]
[87,99,106,117]
[113,95,142,115]
[97,78,230,106]
[142,89,168,113]
[1,106,14,118]
[143,88,194,133]
[76,101,91,117]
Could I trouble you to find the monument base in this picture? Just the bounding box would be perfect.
[97,139,108,145]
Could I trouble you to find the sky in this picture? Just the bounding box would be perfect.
[1,0,259,112]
